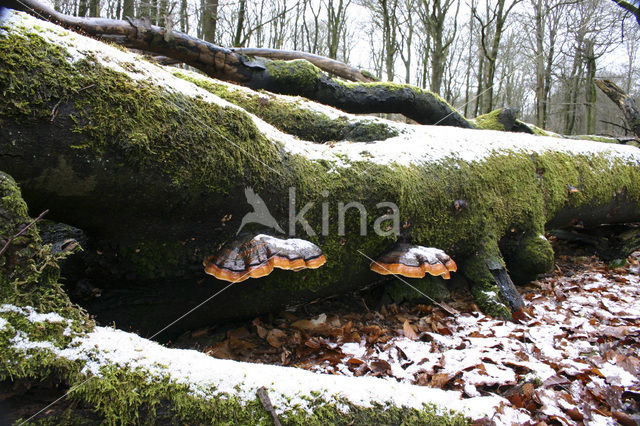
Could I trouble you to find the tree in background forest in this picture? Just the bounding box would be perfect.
[50,0,639,137]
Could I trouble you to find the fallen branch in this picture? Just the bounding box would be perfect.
[595,79,640,138]
[230,48,375,83]
[0,209,49,256]
[257,387,281,426]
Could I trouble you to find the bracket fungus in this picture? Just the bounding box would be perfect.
[370,243,457,279]
[204,234,326,282]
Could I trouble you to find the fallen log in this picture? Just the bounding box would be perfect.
[2,11,640,338]
[4,0,470,127]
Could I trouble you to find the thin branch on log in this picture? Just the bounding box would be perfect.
[230,48,375,83]
[595,79,640,138]
[5,0,470,127]
[599,119,632,132]
[0,209,48,256]
[257,387,282,426]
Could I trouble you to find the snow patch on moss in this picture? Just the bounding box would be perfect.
[1,305,518,420]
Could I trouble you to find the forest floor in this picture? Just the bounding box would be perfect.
[173,238,640,425]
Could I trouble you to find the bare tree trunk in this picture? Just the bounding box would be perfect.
[230,48,375,82]
[326,0,350,59]
[463,0,475,117]
[179,0,187,32]
[201,0,219,43]
[122,0,134,18]
[78,0,89,16]
[473,0,521,114]
[233,0,246,47]
[584,38,597,134]
[534,0,545,128]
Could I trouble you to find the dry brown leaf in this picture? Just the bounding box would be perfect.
[601,326,633,339]
[436,302,460,316]
[266,329,287,348]
[429,373,452,388]
[613,410,637,426]
[207,341,233,359]
[227,327,251,339]
[403,320,419,340]
[542,375,571,388]
[370,359,392,374]
[252,318,268,339]
[291,319,315,331]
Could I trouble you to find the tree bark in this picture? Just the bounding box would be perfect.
[595,79,640,138]
[584,39,597,135]
[230,47,374,82]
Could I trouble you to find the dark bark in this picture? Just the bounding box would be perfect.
[233,0,246,47]
[201,0,218,43]
[611,0,640,27]
[121,0,133,19]
[584,39,597,135]
[595,79,640,138]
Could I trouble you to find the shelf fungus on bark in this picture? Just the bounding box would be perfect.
[370,243,458,279]
[203,234,326,282]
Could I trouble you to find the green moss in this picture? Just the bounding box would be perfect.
[474,110,505,131]
[528,124,551,137]
[500,233,554,284]
[570,135,620,144]
[265,59,324,90]
[0,308,468,424]
[0,172,89,325]
[172,70,397,143]
[3,25,640,314]
[360,69,379,81]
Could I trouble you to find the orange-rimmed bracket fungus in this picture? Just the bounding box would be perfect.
[204,234,326,282]
[370,243,457,279]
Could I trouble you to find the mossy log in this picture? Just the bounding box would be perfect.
[0,172,480,425]
[5,0,470,127]
[2,12,640,338]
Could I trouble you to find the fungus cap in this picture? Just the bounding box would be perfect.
[370,243,457,279]
[204,234,326,282]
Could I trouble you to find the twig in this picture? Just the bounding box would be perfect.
[599,119,631,132]
[0,209,49,256]
[257,387,281,426]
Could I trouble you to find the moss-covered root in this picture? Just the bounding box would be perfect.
[500,233,554,285]
[463,239,524,319]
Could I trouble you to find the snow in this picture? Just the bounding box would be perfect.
[0,317,8,331]
[4,323,515,420]
[4,10,640,171]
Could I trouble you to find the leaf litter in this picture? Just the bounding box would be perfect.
[173,247,640,424]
